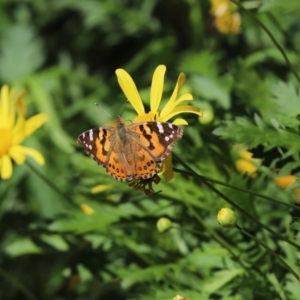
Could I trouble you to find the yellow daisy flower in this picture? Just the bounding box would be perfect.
[210,0,241,35]
[115,65,202,182]
[0,85,48,179]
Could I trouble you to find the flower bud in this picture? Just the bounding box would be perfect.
[235,159,257,176]
[80,203,95,215]
[157,217,172,233]
[91,184,111,194]
[172,295,186,300]
[199,109,214,124]
[217,208,237,228]
[274,175,297,189]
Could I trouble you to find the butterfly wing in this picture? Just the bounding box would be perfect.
[128,121,183,160]
[77,120,183,182]
[77,126,116,167]
[125,121,183,180]
[77,125,145,182]
[104,139,136,181]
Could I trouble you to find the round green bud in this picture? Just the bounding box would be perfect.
[157,217,172,233]
[199,109,214,124]
[217,208,237,228]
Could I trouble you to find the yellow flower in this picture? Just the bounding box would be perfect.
[210,0,241,35]
[0,85,48,179]
[235,159,258,176]
[233,145,261,177]
[274,175,297,189]
[115,65,202,181]
[80,203,95,215]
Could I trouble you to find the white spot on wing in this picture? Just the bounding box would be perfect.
[89,130,93,141]
[157,122,164,133]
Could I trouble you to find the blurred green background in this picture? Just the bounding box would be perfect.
[1,0,300,299]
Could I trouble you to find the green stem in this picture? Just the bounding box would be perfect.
[172,226,209,238]
[174,155,300,250]
[204,179,300,250]
[173,167,300,212]
[185,203,252,272]
[26,161,79,210]
[0,268,37,300]
[230,0,300,86]
[236,224,299,281]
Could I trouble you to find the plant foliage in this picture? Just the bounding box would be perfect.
[1,0,300,299]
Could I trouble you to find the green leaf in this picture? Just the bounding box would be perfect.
[0,9,44,82]
[260,0,300,13]
[213,116,300,151]
[179,50,220,78]
[203,269,244,294]
[266,81,300,128]
[120,265,172,289]
[26,75,74,154]
[285,274,300,299]
[244,49,300,69]
[290,218,300,231]
[40,234,69,251]
[5,237,43,257]
[233,64,273,113]
[191,75,232,109]
[48,205,123,233]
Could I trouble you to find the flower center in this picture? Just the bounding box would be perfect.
[0,128,13,156]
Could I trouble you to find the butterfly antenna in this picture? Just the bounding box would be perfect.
[95,103,114,119]
[119,101,129,118]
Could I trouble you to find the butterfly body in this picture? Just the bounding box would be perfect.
[77,116,183,182]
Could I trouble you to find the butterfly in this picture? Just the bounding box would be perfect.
[77,116,183,182]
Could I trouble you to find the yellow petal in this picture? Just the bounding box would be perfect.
[237,148,261,163]
[12,113,26,144]
[115,69,145,115]
[0,154,13,179]
[91,184,112,193]
[80,203,95,215]
[161,105,203,122]
[8,145,26,165]
[160,154,174,182]
[25,113,48,137]
[241,151,252,160]
[274,175,297,189]
[174,93,194,106]
[172,118,188,125]
[15,90,27,117]
[133,112,156,122]
[160,73,186,118]
[162,165,174,182]
[150,65,166,114]
[161,93,194,119]
[0,85,10,127]
[17,146,45,165]
[235,159,257,176]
